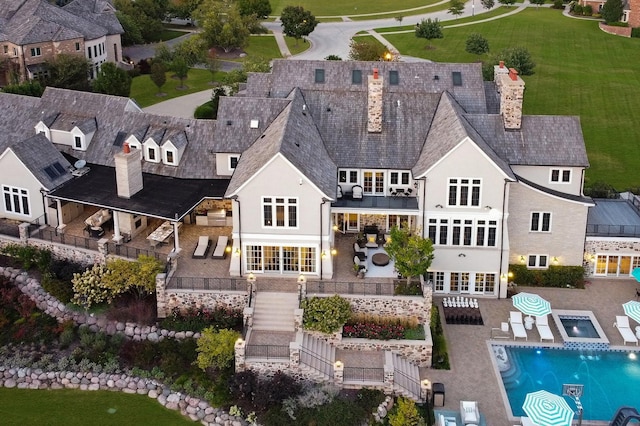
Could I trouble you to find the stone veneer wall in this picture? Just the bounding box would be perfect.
[164,290,248,316]
[337,330,432,368]
[367,73,383,133]
[498,71,525,130]
[0,236,103,267]
[0,368,247,426]
[345,294,431,322]
[583,238,640,275]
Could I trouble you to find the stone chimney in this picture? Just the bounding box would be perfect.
[367,68,383,133]
[114,142,143,199]
[498,68,525,130]
[493,60,509,91]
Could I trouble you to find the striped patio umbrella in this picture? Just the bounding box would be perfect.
[623,300,640,324]
[522,390,575,426]
[512,292,552,318]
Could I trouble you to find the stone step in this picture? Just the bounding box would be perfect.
[251,292,298,332]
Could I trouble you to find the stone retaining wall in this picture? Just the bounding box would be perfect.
[0,235,104,267]
[0,367,247,426]
[345,294,430,322]
[165,290,248,315]
[337,336,432,367]
[0,266,200,342]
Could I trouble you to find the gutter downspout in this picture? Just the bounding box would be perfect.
[497,179,509,299]
[320,198,328,279]
[232,196,242,277]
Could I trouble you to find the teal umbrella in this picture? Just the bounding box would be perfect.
[512,292,552,318]
[632,267,640,282]
[522,390,575,426]
[623,300,640,324]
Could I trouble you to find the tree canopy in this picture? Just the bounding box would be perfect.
[495,46,536,75]
[465,33,490,55]
[448,0,465,17]
[45,54,91,92]
[92,62,132,97]
[384,227,434,285]
[237,0,272,18]
[348,39,387,61]
[481,0,495,9]
[280,6,318,45]
[195,0,251,52]
[601,0,623,23]
[415,18,443,49]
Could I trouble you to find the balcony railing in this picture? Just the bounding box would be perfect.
[306,280,421,296]
[586,224,640,238]
[167,276,244,291]
[343,367,384,383]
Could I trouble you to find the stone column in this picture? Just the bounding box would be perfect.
[420,379,432,403]
[289,340,300,368]
[112,211,122,244]
[333,361,344,386]
[18,223,30,243]
[56,199,66,234]
[167,252,179,274]
[97,238,109,258]
[155,272,168,318]
[294,308,304,332]
[172,221,181,253]
[243,307,254,327]
[383,351,394,395]
[234,338,246,372]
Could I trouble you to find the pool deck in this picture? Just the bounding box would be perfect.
[425,278,640,426]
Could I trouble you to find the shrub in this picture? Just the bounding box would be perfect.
[394,279,422,295]
[572,4,583,14]
[583,4,593,15]
[430,305,450,369]
[41,272,74,303]
[194,102,215,119]
[229,370,258,401]
[495,46,535,76]
[632,27,640,38]
[49,259,85,282]
[388,397,426,426]
[253,371,302,412]
[1,244,50,272]
[552,0,564,8]
[196,327,240,371]
[301,295,351,333]
[161,306,243,332]
[509,264,585,288]
[465,33,490,55]
[71,264,111,308]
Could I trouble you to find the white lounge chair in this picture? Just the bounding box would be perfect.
[614,315,639,346]
[509,311,528,341]
[365,233,378,249]
[337,185,343,199]
[536,315,554,342]
[521,417,538,426]
[352,185,363,200]
[212,235,229,259]
[460,400,480,426]
[192,235,210,259]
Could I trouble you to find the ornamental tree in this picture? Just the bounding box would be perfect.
[196,327,240,371]
[448,0,465,18]
[384,226,434,285]
[348,39,387,61]
[415,18,443,49]
[481,0,495,9]
[280,6,318,46]
[601,0,623,23]
[92,62,132,97]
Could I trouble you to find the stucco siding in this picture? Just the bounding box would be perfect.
[0,150,45,222]
[507,182,588,266]
[511,165,584,196]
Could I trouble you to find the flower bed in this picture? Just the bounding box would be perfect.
[343,323,405,340]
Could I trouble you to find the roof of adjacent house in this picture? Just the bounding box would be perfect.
[0,0,121,45]
[7,133,74,190]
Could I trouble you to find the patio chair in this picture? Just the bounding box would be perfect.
[460,400,480,426]
[192,235,210,259]
[212,235,229,259]
[352,185,363,200]
[337,185,343,199]
[535,315,554,342]
[353,255,366,271]
[365,233,378,249]
[509,311,528,341]
[614,315,639,346]
[353,242,368,258]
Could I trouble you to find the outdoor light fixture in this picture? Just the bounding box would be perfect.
[247,272,256,284]
[458,253,466,258]
[508,271,514,279]
[520,255,525,263]
[297,274,307,285]
[321,251,327,258]
[553,257,559,264]
[435,204,443,208]
[331,248,337,256]
[485,205,492,210]
[234,247,241,256]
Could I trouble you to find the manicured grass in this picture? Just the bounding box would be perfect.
[130,69,224,108]
[375,7,517,32]
[0,388,194,426]
[223,35,283,63]
[285,36,311,56]
[347,3,449,21]
[268,0,441,17]
[383,8,640,189]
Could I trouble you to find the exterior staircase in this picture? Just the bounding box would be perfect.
[391,352,422,402]
[299,332,335,382]
[252,291,298,332]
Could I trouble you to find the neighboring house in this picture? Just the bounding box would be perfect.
[0,0,124,85]
[581,0,640,26]
[0,60,593,299]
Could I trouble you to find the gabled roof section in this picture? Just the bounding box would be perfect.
[9,133,73,190]
[226,88,337,197]
[63,0,124,35]
[0,91,40,153]
[517,175,593,205]
[413,92,515,179]
[49,113,94,132]
[465,114,589,167]
[76,117,97,134]
[163,131,188,151]
[144,127,166,145]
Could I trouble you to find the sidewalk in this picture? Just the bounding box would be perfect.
[142,89,213,118]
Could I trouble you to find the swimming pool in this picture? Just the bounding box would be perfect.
[494,345,640,422]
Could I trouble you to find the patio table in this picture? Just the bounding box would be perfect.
[147,221,181,246]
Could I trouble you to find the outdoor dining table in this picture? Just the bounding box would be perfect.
[147,221,181,247]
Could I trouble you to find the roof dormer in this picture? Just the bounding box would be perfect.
[126,135,141,150]
[161,131,187,167]
[143,138,160,163]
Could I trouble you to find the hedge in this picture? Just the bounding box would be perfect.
[509,264,585,289]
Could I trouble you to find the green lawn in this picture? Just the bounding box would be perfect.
[285,36,311,56]
[383,8,640,189]
[241,35,283,60]
[268,0,441,17]
[0,388,195,426]
[130,68,224,108]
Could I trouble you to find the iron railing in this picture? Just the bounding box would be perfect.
[167,276,244,291]
[35,227,100,251]
[306,280,422,296]
[300,347,334,378]
[585,224,640,238]
[394,364,421,399]
[106,241,163,261]
[245,344,290,359]
[343,367,384,383]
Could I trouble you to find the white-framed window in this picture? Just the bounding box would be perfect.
[450,272,460,292]
[3,185,30,216]
[475,273,496,293]
[389,171,410,186]
[75,42,80,51]
[363,170,385,195]
[550,168,571,183]
[165,150,175,165]
[30,47,41,57]
[146,147,158,162]
[530,212,551,232]
[428,218,497,246]
[338,169,358,184]
[262,197,297,228]
[448,178,481,206]
[246,245,316,273]
[528,254,548,269]
[229,155,239,170]
[427,271,445,292]
[74,136,82,149]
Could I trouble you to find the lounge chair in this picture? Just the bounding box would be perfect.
[212,235,229,259]
[354,242,368,259]
[437,414,458,426]
[509,311,528,341]
[460,400,480,426]
[521,417,538,426]
[192,236,210,259]
[352,185,363,200]
[614,315,638,346]
[337,185,343,199]
[535,315,554,342]
[353,255,366,271]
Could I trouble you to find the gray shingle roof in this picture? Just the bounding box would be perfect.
[0,92,40,153]
[466,114,589,167]
[9,133,73,190]
[63,0,124,35]
[517,175,593,204]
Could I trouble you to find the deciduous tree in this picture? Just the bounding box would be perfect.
[45,54,91,91]
[150,62,167,94]
[237,0,272,19]
[498,0,516,5]
[601,0,623,23]
[448,0,465,17]
[530,0,546,8]
[496,46,536,75]
[280,6,318,46]
[92,62,132,97]
[384,226,434,285]
[415,18,443,49]
[195,0,250,52]
[481,0,495,9]
[348,39,386,61]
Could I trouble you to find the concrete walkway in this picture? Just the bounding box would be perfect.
[142,89,213,118]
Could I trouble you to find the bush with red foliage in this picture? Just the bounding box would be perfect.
[342,323,405,340]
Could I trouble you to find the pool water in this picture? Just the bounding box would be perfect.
[497,346,640,421]
[560,317,600,338]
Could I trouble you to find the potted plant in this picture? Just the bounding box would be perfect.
[357,268,366,279]
[356,231,366,247]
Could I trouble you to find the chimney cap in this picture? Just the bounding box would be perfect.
[373,68,379,79]
[508,68,519,81]
[499,60,504,68]
[123,142,131,154]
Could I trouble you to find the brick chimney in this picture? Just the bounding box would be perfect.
[497,68,525,130]
[114,142,143,199]
[367,68,383,133]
